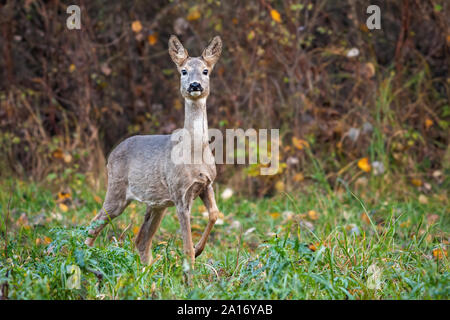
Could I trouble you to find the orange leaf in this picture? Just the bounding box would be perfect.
[270,212,280,219]
[59,203,68,212]
[361,212,371,225]
[187,8,201,21]
[57,191,71,201]
[275,180,285,192]
[308,242,320,252]
[44,236,52,244]
[131,20,142,33]
[93,195,102,204]
[292,137,309,150]
[132,226,140,235]
[425,118,433,130]
[52,149,64,159]
[432,248,448,260]
[411,178,422,187]
[293,173,304,182]
[148,33,158,45]
[357,157,371,172]
[307,210,319,221]
[270,9,282,23]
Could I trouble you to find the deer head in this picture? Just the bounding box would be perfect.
[168,35,222,101]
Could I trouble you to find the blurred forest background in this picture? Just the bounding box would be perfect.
[0,0,448,197]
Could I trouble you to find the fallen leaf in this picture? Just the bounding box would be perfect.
[93,195,102,204]
[293,172,304,182]
[187,8,201,21]
[361,212,371,225]
[269,212,280,219]
[411,178,423,187]
[69,64,76,73]
[308,242,320,252]
[133,226,140,235]
[432,247,448,260]
[275,180,285,192]
[400,220,411,228]
[52,149,64,159]
[63,153,72,163]
[418,194,428,204]
[364,62,375,78]
[292,137,309,150]
[57,192,71,201]
[425,118,433,130]
[148,33,158,45]
[307,210,319,221]
[131,20,143,33]
[357,157,371,172]
[59,203,69,212]
[270,9,282,23]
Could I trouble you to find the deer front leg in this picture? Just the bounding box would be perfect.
[176,204,195,268]
[195,185,219,257]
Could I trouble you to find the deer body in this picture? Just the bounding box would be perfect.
[85,35,223,267]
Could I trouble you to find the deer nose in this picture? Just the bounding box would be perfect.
[188,82,203,92]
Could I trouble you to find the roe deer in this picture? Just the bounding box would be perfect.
[85,35,223,268]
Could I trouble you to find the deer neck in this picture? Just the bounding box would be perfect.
[183,97,209,147]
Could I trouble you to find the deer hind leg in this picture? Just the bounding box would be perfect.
[85,179,129,246]
[135,206,166,265]
[194,185,219,257]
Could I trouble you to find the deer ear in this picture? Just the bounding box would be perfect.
[168,35,188,66]
[202,36,222,67]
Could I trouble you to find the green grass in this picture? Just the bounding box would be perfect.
[0,179,448,299]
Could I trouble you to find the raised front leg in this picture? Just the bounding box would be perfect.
[135,206,166,265]
[195,185,219,257]
[85,200,128,246]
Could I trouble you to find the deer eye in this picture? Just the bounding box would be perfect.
[203,69,208,75]
[181,70,187,76]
